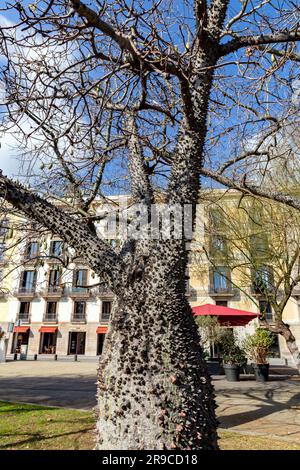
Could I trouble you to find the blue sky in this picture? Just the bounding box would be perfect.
[0,1,298,184]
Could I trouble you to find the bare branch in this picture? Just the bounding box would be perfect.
[200,167,300,212]
[0,173,118,285]
[126,113,153,205]
[219,30,300,57]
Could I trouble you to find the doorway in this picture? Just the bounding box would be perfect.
[11,331,29,354]
[68,332,86,355]
[40,332,57,354]
[97,333,106,355]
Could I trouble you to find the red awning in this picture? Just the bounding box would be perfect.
[192,303,259,326]
[13,326,30,333]
[96,326,108,334]
[39,327,58,333]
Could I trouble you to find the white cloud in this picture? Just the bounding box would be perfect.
[0,13,14,28]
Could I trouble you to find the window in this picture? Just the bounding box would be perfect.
[73,269,88,292]
[249,233,269,257]
[19,270,37,293]
[209,209,223,229]
[73,301,86,321]
[18,302,30,321]
[50,241,63,257]
[259,300,273,321]
[253,266,273,294]
[216,300,228,307]
[101,301,112,321]
[210,235,227,255]
[48,270,61,292]
[24,241,39,259]
[212,267,231,292]
[45,301,57,321]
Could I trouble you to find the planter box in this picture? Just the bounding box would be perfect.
[252,363,269,382]
[206,359,223,375]
[223,364,240,382]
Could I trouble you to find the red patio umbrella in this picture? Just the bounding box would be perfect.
[192,303,259,326]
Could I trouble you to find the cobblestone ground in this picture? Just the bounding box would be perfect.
[1,361,300,442]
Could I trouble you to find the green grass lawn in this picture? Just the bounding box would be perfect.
[0,401,95,450]
[1,401,299,450]
[219,430,300,451]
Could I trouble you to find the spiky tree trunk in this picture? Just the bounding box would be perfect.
[0,173,219,450]
[96,240,218,449]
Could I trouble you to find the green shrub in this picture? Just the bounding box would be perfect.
[218,329,246,366]
[243,328,274,364]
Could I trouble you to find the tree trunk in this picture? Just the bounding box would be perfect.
[96,241,218,450]
[262,320,300,373]
[280,325,300,373]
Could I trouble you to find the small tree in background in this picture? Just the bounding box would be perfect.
[243,328,274,365]
[204,194,300,372]
[218,329,246,366]
[195,315,223,358]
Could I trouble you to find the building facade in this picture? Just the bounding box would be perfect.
[1,192,300,363]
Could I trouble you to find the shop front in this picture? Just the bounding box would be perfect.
[68,331,86,355]
[39,326,58,354]
[11,326,30,356]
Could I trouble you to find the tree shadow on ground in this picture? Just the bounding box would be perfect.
[0,375,97,409]
[218,387,300,431]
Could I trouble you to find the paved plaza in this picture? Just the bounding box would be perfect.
[1,361,300,443]
[0,361,97,409]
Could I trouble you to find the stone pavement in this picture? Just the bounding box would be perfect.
[215,371,300,443]
[0,361,97,409]
[1,361,300,442]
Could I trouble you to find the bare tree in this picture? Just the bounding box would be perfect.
[0,0,300,450]
[204,193,300,372]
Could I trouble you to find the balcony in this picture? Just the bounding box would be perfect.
[43,313,58,323]
[101,314,110,323]
[209,286,235,297]
[22,252,40,265]
[17,313,31,324]
[47,254,67,264]
[68,286,90,299]
[97,285,114,298]
[43,286,63,299]
[251,284,274,297]
[15,287,37,299]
